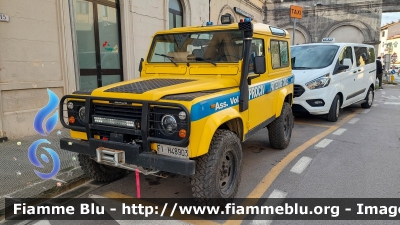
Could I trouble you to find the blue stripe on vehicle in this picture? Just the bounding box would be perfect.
[190,75,294,121]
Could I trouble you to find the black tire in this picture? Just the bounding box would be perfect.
[267,102,294,150]
[361,87,374,108]
[191,130,242,205]
[326,95,340,122]
[78,154,126,182]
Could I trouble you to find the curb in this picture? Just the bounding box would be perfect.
[0,175,91,222]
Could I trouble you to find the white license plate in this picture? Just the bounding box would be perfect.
[156,144,189,159]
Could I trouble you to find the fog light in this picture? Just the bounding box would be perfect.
[68,116,76,124]
[306,99,325,107]
[179,129,187,138]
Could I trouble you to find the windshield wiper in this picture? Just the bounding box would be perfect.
[292,66,314,69]
[195,57,217,66]
[155,53,178,66]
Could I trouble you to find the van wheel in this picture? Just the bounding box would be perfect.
[78,154,126,182]
[327,95,340,122]
[267,102,294,150]
[191,130,242,205]
[361,87,374,108]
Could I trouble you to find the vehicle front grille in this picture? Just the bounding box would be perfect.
[294,85,305,98]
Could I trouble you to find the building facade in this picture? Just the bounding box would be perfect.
[0,0,208,139]
[379,21,400,66]
[265,0,382,50]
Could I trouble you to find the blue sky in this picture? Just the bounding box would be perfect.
[382,12,400,26]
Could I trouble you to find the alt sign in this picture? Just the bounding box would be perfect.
[0,13,10,22]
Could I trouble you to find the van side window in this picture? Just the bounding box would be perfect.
[249,38,265,73]
[271,40,289,69]
[368,47,375,64]
[354,47,369,67]
[338,46,353,66]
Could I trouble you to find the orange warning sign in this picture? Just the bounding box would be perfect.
[290,5,303,19]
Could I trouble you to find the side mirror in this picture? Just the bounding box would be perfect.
[291,57,296,68]
[138,58,144,72]
[343,58,352,68]
[248,56,265,85]
[253,56,266,74]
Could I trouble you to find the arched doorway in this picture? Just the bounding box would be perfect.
[286,29,306,45]
[328,26,365,43]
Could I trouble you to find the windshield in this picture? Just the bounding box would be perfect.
[290,45,339,70]
[148,30,244,63]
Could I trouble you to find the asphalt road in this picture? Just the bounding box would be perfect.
[9,84,400,225]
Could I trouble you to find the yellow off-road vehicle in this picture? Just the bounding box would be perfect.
[59,17,294,202]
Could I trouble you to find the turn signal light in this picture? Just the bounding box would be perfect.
[68,116,75,124]
[179,129,187,138]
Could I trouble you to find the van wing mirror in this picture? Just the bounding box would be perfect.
[343,58,352,68]
[291,57,296,68]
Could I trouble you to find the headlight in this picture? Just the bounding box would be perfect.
[78,106,85,121]
[161,114,177,135]
[305,74,330,90]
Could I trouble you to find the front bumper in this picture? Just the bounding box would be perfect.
[61,138,196,176]
[293,85,336,115]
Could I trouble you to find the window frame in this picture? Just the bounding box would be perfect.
[169,0,183,29]
[270,39,290,69]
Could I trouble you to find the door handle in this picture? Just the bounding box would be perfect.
[353,71,357,73]
[358,69,361,72]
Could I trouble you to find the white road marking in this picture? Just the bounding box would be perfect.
[315,139,333,148]
[251,220,272,225]
[384,95,398,100]
[362,109,371,114]
[348,118,360,124]
[32,220,52,225]
[268,189,287,198]
[88,194,106,198]
[372,104,379,107]
[384,102,400,105]
[333,128,347,135]
[290,156,313,174]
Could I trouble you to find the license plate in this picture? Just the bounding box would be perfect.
[156,144,189,159]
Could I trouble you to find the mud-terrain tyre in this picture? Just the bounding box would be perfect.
[267,102,294,150]
[191,130,242,205]
[361,87,374,108]
[78,154,126,182]
[326,95,340,122]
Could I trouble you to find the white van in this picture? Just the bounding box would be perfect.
[290,43,376,121]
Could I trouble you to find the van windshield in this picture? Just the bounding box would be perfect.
[147,31,244,64]
[290,45,339,70]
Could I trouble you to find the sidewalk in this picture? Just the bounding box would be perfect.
[0,128,85,213]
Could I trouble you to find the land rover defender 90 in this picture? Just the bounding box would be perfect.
[59,18,294,202]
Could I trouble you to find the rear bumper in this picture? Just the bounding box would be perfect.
[60,138,196,176]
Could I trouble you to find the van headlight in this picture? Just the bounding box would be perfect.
[305,74,330,90]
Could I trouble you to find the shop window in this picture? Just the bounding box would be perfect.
[169,0,183,29]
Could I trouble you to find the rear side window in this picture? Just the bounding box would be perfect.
[271,40,289,69]
[354,46,370,66]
